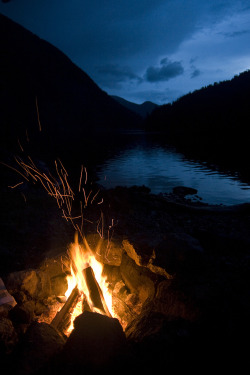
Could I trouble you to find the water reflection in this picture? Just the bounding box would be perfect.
[96,144,250,206]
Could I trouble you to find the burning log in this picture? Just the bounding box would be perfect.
[50,266,111,335]
[82,266,112,317]
[50,286,80,333]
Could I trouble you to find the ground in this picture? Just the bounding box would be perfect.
[1,184,250,372]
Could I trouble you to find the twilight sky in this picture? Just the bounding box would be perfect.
[1,0,250,105]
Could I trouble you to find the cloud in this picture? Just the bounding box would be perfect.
[95,64,142,89]
[222,30,250,38]
[96,64,137,80]
[191,68,201,78]
[145,58,184,82]
[97,58,185,90]
[190,64,201,78]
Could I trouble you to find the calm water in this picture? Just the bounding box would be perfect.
[96,143,250,206]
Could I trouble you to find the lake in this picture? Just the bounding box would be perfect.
[96,141,250,206]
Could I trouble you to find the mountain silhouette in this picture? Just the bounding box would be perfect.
[145,70,250,179]
[111,96,158,119]
[0,14,142,173]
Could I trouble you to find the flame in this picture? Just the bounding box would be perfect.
[64,233,113,334]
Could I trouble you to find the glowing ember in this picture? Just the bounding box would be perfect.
[64,233,113,335]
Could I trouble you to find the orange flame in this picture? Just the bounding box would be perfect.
[65,233,113,334]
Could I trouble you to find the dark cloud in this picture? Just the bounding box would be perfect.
[190,65,201,78]
[191,69,201,78]
[0,0,214,68]
[95,64,142,88]
[145,58,184,82]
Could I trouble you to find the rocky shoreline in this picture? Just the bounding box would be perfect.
[1,184,250,372]
[84,185,250,371]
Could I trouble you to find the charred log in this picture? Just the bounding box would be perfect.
[50,286,80,333]
[50,265,111,334]
[82,266,112,317]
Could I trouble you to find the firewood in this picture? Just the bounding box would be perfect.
[50,286,80,332]
[82,266,112,317]
[50,266,111,333]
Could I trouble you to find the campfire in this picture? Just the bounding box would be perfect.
[1,138,160,340]
[49,232,114,336]
[1,222,164,374]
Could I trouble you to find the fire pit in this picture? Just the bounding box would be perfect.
[1,226,177,374]
[1,155,174,373]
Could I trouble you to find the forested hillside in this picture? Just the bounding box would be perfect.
[0,14,142,172]
[145,70,250,178]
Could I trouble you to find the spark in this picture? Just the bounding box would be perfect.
[5,154,104,240]
[17,139,24,152]
[35,96,42,132]
[91,189,100,205]
[8,182,24,189]
[21,193,27,203]
[79,165,83,192]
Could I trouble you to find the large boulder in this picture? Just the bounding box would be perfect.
[11,322,65,375]
[57,311,127,373]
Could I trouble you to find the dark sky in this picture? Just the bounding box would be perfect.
[1,0,250,104]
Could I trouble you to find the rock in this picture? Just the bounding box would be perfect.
[122,238,147,266]
[57,311,127,373]
[104,264,122,285]
[126,309,190,343]
[8,303,34,326]
[12,291,27,305]
[147,250,174,279]
[112,280,136,329]
[122,236,172,279]
[125,310,197,372]
[50,275,68,296]
[0,317,18,355]
[86,233,124,266]
[6,270,39,298]
[39,255,69,279]
[36,270,52,299]
[120,253,155,308]
[34,300,48,315]
[21,271,39,298]
[5,269,51,300]
[152,280,200,321]
[12,322,66,375]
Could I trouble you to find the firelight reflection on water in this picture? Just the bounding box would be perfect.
[96,145,250,206]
